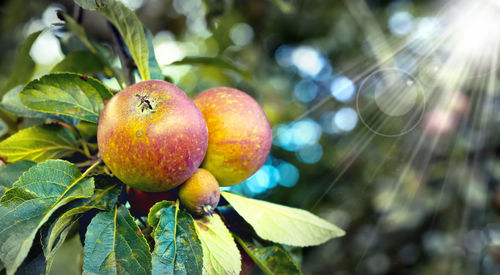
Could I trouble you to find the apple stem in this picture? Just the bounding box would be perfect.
[80,139,92,158]
[72,126,92,159]
[72,5,83,24]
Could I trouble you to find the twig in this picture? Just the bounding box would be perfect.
[72,126,92,159]
[108,22,135,86]
[80,158,102,178]
[72,5,83,24]
[80,139,91,158]
[75,158,99,168]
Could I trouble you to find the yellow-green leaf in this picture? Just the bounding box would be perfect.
[0,124,80,162]
[194,213,241,275]
[221,191,345,247]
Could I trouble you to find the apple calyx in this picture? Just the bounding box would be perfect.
[201,205,214,215]
[136,94,156,113]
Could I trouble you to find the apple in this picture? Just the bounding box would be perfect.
[194,87,272,186]
[178,168,220,216]
[126,186,177,217]
[98,80,208,192]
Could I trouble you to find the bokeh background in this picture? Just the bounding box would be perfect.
[1,0,500,274]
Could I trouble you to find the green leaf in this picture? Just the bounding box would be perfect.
[0,124,80,162]
[1,31,42,98]
[235,236,302,275]
[221,192,345,247]
[147,200,171,227]
[51,50,113,76]
[43,177,121,273]
[0,159,94,275]
[77,121,98,140]
[58,12,95,51]
[15,250,47,275]
[194,214,241,275]
[83,205,152,275]
[0,118,8,137]
[0,86,80,126]
[148,201,203,275]
[171,56,252,80]
[99,0,150,81]
[19,73,112,123]
[78,0,150,80]
[58,12,124,89]
[268,0,295,13]
[74,0,104,10]
[0,160,36,188]
[145,27,163,80]
[1,86,50,118]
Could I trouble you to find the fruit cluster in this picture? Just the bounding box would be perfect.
[97,80,272,216]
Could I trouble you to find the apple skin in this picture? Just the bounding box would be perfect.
[194,87,272,186]
[98,80,208,192]
[126,186,177,217]
[178,168,220,216]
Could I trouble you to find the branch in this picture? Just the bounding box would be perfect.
[72,5,83,24]
[108,22,135,86]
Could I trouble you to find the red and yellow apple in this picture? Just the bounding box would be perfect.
[98,80,208,192]
[194,87,272,186]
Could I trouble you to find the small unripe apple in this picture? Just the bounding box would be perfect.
[98,80,208,192]
[194,87,272,186]
[178,168,220,216]
[126,186,177,217]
